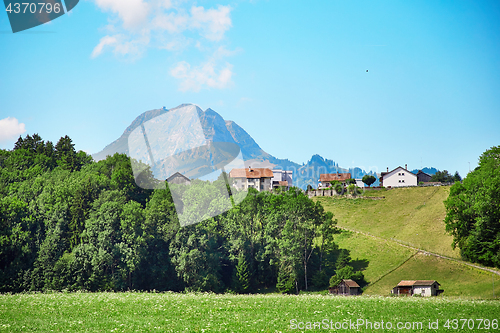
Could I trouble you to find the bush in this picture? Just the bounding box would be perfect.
[334,183,344,195]
[347,184,362,196]
[329,275,340,288]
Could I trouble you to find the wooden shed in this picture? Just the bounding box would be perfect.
[391,280,443,296]
[329,279,361,296]
[167,172,191,185]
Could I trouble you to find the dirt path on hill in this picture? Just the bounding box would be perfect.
[336,225,500,276]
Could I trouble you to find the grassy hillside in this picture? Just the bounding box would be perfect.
[316,186,500,299]
[332,231,417,284]
[1,292,499,332]
[316,186,460,258]
[365,251,500,298]
[333,231,500,298]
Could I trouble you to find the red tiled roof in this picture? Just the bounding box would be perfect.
[397,280,438,287]
[320,173,352,182]
[278,181,288,186]
[397,280,416,286]
[229,168,273,179]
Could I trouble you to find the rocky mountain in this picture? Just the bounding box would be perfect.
[93,104,379,189]
[410,167,438,175]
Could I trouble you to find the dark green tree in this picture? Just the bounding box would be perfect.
[362,175,376,187]
[336,249,351,270]
[276,264,296,294]
[444,146,500,268]
[234,253,251,293]
[55,135,78,171]
[431,170,454,183]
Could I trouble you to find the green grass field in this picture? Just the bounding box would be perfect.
[1,292,499,332]
[316,186,459,258]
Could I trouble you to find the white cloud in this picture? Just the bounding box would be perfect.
[91,1,233,58]
[91,34,150,58]
[91,1,237,91]
[171,60,233,92]
[91,35,118,58]
[190,5,232,41]
[94,0,150,30]
[0,117,26,143]
[151,11,189,33]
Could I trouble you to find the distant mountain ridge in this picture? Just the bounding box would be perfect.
[411,167,438,175]
[92,104,388,189]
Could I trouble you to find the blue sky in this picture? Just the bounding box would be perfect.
[1,0,499,177]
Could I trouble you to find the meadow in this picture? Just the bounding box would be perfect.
[316,186,458,258]
[1,292,499,332]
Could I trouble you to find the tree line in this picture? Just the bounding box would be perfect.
[0,134,365,293]
[444,146,500,269]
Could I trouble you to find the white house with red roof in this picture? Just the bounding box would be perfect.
[392,280,443,296]
[229,167,273,191]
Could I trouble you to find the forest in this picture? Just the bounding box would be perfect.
[0,134,363,293]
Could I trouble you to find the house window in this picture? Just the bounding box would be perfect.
[399,180,401,183]
[402,180,405,183]
[398,173,401,176]
[402,173,405,175]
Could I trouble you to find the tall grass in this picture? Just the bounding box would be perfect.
[1,292,499,332]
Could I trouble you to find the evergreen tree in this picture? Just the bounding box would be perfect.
[55,135,78,171]
[234,253,251,293]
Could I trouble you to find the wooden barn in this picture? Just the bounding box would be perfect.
[167,172,191,185]
[416,170,432,183]
[329,279,361,296]
[391,280,443,297]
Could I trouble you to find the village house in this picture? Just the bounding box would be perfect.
[229,167,273,191]
[416,170,432,183]
[391,280,443,297]
[329,279,361,296]
[166,172,191,185]
[271,169,293,190]
[379,165,417,188]
[318,173,352,189]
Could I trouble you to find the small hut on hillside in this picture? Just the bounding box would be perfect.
[329,279,361,296]
[391,280,443,296]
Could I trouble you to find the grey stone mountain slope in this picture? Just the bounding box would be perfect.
[93,104,267,163]
[92,106,170,162]
[92,104,378,189]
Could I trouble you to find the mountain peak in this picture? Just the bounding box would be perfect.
[92,104,266,162]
